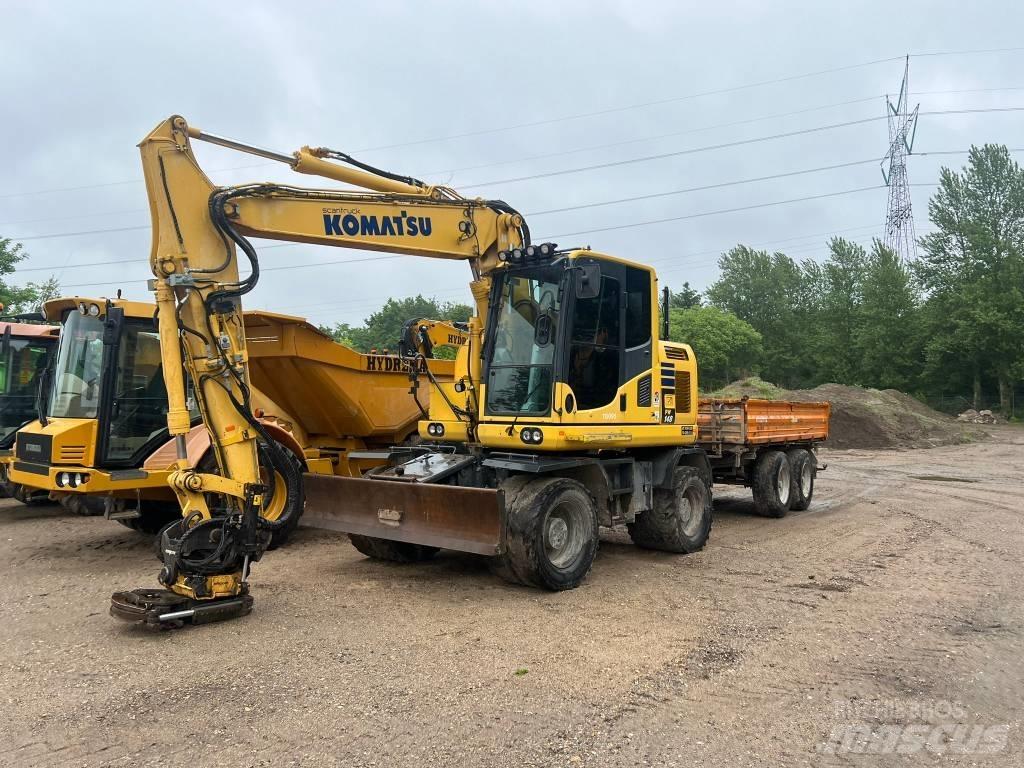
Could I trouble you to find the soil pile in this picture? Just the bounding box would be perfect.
[712,378,985,450]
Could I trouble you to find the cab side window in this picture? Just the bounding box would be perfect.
[624,267,651,348]
[568,276,621,410]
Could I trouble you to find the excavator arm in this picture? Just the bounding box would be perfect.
[398,318,469,359]
[112,115,527,626]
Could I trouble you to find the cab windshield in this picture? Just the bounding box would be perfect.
[49,312,172,463]
[0,338,52,442]
[485,268,562,415]
[49,312,104,419]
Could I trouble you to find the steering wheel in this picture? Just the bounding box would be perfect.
[537,289,556,311]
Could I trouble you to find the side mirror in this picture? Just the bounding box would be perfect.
[574,263,602,300]
[535,313,553,346]
[1,325,10,357]
[103,306,125,346]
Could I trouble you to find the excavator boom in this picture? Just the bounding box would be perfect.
[115,115,528,625]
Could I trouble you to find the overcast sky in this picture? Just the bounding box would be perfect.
[2,1,1022,328]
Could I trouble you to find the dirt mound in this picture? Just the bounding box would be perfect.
[713,378,985,450]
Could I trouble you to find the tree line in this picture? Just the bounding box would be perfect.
[671,144,1023,415]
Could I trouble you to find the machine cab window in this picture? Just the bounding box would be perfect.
[567,276,621,411]
[486,268,561,415]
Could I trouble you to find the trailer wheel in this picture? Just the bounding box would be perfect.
[348,535,440,563]
[491,476,598,591]
[752,450,791,518]
[628,466,712,553]
[786,448,815,511]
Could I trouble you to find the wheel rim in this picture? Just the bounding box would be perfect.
[777,460,791,506]
[800,462,812,497]
[259,466,287,522]
[544,498,589,570]
[678,484,705,537]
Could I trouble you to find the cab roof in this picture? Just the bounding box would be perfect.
[0,321,59,339]
[42,296,321,336]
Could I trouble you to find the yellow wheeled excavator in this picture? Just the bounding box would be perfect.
[112,115,709,627]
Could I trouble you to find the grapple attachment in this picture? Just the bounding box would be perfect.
[110,588,253,628]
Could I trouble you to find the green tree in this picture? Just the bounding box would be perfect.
[323,295,473,359]
[670,281,702,309]
[916,144,1024,412]
[0,237,61,313]
[706,246,805,386]
[855,241,921,391]
[669,306,762,390]
[817,237,868,383]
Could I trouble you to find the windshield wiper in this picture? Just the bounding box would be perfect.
[35,364,50,427]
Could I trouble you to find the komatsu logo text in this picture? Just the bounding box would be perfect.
[323,211,433,238]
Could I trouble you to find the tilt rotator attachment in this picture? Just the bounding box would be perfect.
[110,482,269,628]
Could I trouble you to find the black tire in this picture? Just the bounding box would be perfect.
[491,476,599,591]
[58,493,106,516]
[628,466,712,553]
[117,499,182,534]
[752,450,792,518]
[196,441,306,550]
[257,443,306,549]
[348,535,440,563]
[786,448,816,512]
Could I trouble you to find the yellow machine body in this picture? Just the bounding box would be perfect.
[9,297,453,509]
[124,114,705,610]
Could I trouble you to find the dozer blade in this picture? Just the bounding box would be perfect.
[302,474,503,556]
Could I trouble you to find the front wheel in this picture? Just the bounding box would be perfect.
[628,466,712,553]
[195,440,306,549]
[491,476,599,591]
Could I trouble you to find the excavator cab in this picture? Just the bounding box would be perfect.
[422,249,679,451]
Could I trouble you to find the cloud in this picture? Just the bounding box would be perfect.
[1,0,1022,325]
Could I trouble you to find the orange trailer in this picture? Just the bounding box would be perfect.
[697,397,830,517]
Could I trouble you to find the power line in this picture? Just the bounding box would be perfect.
[5,85,1024,204]
[463,107,1024,189]
[11,145,1000,255]
[526,158,881,216]
[350,56,905,153]
[420,86,1024,181]
[9,158,881,249]
[541,185,891,240]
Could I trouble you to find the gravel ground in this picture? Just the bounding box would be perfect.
[1,427,1022,766]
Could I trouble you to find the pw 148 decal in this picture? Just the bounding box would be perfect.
[324,211,433,238]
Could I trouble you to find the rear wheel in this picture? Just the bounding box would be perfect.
[752,450,791,518]
[58,493,105,516]
[628,466,712,553]
[786,448,816,511]
[491,476,599,591]
[348,535,439,563]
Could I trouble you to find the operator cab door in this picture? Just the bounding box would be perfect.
[563,261,652,418]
